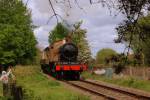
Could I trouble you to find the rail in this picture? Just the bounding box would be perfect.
[63,79,150,100]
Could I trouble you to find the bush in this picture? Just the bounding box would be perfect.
[96,48,117,65]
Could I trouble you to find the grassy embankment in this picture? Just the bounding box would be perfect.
[0,65,90,100]
[0,83,2,96]
[82,71,150,92]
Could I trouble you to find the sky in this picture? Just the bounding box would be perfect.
[23,0,126,57]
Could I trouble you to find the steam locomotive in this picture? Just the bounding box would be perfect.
[40,37,87,80]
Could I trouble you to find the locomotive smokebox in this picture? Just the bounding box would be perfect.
[60,43,78,62]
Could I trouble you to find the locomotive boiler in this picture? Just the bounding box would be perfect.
[40,37,87,80]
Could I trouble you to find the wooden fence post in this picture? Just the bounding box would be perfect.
[3,83,9,97]
[13,86,23,100]
[143,67,146,80]
[9,82,23,100]
[129,67,132,76]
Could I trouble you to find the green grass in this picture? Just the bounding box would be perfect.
[82,71,150,92]
[0,83,2,96]
[12,65,90,100]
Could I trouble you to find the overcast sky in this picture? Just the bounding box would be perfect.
[23,0,126,57]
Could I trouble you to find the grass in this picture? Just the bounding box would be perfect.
[82,71,150,92]
[0,83,2,96]
[1,65,90,100]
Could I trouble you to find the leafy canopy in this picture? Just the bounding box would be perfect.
[0,0,37,65]
[96,48,117,64]
[116,14,150,65]
[48,23,69,44]
[72,21,92,64]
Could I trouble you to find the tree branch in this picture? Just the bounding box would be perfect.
[48,0,59,23]
[25,0,30,6]
[67,0,72,8]
[74,0,86,13]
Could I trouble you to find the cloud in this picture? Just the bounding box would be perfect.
[86,25,126,56]
[24,0,126,57]
[34,26,49,47]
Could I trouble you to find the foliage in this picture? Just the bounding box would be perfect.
[116,0,150,19]
[116,14,150,65]
[48,23,69,44]
[96,48,117,64]
[0,0,37,65]
[72,21,92,64]
[32,48,42,65]
[0,84,2,96]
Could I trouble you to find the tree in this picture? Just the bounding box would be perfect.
[48,23,69,44]
[96,48,117,65]
[0,0,37,65]
[116,14,150,65]
[72,21,92,64]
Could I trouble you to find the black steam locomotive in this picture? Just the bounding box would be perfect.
[40,38,86,80]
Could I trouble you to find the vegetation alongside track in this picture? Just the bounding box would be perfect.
[82,71,150,92]
[0,0,37,65]
[0,66,90,100]
[0,83,2,96]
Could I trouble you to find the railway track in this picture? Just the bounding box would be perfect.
[64,79,150,100]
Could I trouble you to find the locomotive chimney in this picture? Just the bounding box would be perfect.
[66,33,72,43]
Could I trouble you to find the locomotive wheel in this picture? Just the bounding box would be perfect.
[74,72,80,80]
[61,71,64,79]
[41,64,48,74]
[56,72,63,80]
[55,72,60,80]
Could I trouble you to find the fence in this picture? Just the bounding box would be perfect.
[3,82,23,100]
[123,67,150,80]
